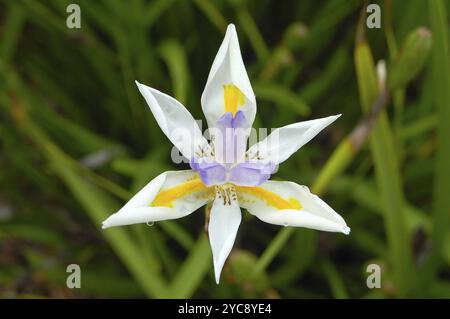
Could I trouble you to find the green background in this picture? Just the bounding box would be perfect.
[0,0,449,298]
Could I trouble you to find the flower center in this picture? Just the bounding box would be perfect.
[214,183,237,206]
[191,106,275,187]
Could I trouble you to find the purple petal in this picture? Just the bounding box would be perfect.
[228,162,275,186]
[214,111,249,165]
[216,110,247,130]
[216,112,234,130]
[231,111,247,130]
[190,159,227,186]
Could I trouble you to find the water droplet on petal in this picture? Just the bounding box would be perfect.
[301,185,310,192]
[146,221,155,227]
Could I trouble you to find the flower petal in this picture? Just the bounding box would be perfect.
[237,181,350,234]
[201,24,256,129]
[136,81,211,160]
[208,186,242,284]
[190,159,227,186]
[228,161,275,186]
[213,110,249,164]
[246,115,341,165]
[102,170,213,229]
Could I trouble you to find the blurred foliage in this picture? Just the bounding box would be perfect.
[0,0,449,298]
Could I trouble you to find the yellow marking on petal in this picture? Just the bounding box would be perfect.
[288,197,302,209]
[235,186,303,210]
[224,84,245,116]
[151,178,212,208]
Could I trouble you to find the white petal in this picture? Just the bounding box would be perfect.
[208,188,242,284]
[102,170,212,229]
[201,24,256,128]
[247,115,341,165]
[136,81,211,160]
[238,181,350,235]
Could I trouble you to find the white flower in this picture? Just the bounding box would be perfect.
[102,24,350,284]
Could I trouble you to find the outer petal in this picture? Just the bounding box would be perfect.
[201,24,256,129]
[208,187,242,284]
[102,170,213,229]
[136,81,211,160]
[246,115,341,165]
[237,181,350,234]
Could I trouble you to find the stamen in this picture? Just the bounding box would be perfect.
[214,183,237,206]
[151,178,213,207]
[235,186,302,210]
[224,84,245,117]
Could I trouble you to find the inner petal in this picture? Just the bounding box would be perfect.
[214,110,248,165]
[228,162,275,186]
[190,159,227,186]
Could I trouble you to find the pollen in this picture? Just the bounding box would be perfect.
[235,186,303,210]
[224,84,245,116]
[151,178,212,207]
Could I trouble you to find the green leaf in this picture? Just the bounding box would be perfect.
[388,27,433,90]
[158,40,190,105]
[355,41,413,296]
[23,123,170,298]
[417,0,450,292]
[169,233,211,298]
[253,82,310,116]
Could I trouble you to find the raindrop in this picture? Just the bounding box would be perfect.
[146,221,155,227]
[301,185,310,192]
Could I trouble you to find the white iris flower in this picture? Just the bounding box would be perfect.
[102,24,350,284]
